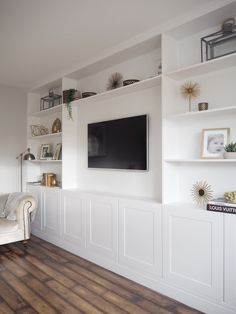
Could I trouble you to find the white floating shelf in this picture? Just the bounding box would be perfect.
[26,160,62,163]
[29,104,63,117]
[72,76,161,106]
[29,132,62,140]
[166,53,236,80]
[164,158,236,163]
[166,105,236,120]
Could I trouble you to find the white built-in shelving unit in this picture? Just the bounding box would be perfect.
[26,2,236,313]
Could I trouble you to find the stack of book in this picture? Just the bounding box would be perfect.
[207,198,236,214]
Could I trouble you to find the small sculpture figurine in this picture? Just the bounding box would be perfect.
[224,191,236,203]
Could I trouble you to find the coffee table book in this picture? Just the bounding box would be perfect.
[207,198,236,214]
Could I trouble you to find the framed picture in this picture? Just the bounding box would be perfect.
[53,143,62,160]
[201,128,230,159]
[40,144,51,160]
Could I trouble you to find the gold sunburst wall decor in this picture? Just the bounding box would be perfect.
[180,80,200,112]
[191,181,213,206]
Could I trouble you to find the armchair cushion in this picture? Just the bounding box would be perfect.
[0,219,18,233]
[0,194,9,218]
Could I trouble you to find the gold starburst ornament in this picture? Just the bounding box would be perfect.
[181,80,200,112]
[191,181,213,206]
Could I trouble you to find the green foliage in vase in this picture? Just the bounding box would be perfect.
[224,142,236,152]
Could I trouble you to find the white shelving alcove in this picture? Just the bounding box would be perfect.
[25,2,236,314]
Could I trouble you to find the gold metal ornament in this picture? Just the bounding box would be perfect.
[52,118,62,133]
[181,81,200,112]
[191,180,213,205]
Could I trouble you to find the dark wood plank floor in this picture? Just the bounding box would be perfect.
[0,236,202,314]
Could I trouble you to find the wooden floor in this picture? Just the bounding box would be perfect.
[0,236,202,314]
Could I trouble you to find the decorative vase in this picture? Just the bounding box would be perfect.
[224,152,236,159]
[198,102,208,111]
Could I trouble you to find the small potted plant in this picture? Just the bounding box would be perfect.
[63,89,81,119]
[224,142,236,159]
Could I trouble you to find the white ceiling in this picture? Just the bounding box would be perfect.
[0,0,219,90]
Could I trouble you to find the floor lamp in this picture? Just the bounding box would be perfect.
[16,148,35,192]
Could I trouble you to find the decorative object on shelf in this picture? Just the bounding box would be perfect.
[16,148,35,192]
[123,79,140,86]
[63,89,81,120]
[44,152,53,160]
[201,18,236,62]
[207,197,236,214]
[198,102,208,111]
[52,118,62,133]
[224,142,236,159]
[40,144,51,160]
[30,125,49,137]
[82,92,97,98]
[180,80,200,112]
[201,128,230,159]
[42,173,57,187]
[224,191,236,204]
[107,72,123,90]
[53,143,62,160]
[191,180,213,206]
[157,62,162,75]
[40,88,62,111]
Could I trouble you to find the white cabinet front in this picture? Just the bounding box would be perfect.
[27,185,42,232]
[163,206,223,301]
[119,200,162,277]
[42,188,61,237]
[224,214,236,308]
[61,191,86,247]
[86,195,118,261]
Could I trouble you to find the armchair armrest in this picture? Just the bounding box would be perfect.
[15,197,36,239]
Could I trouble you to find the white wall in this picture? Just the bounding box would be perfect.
[76,86,162,200]
[0,85,27,192]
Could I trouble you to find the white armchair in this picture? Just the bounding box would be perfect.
[0,195,36,245]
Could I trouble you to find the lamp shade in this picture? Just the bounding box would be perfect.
[23,148,35,160]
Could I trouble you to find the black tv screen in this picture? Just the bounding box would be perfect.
[88,115,148,170]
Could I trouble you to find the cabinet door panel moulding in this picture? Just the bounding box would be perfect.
[224,215,236,307]
[163,206,223,301]
[86,195,118,261]
[42,188,61,237]
[119,200,162,277]
[61,191,86,247]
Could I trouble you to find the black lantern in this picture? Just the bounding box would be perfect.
[201,18,236,62]
[40,89,62,111]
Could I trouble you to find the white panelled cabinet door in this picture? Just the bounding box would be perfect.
[86,194,118,261]
[61,191,86,247]
[224,214,236,308]
[27,185,42,232]
[42,188,61,237]
[163,205,223,301]
[119,200,162,278]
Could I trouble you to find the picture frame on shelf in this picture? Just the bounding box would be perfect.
[53,143,62,160]
[201,128,230,159]
[40,144,51,160]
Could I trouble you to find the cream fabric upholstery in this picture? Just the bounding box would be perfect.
[0,220,18,233]
[0,195,36,245]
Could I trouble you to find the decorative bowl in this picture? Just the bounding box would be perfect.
[123,79,140,86]
[82,92,97,98]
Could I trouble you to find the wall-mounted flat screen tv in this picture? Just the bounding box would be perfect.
[88,115,148,170]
